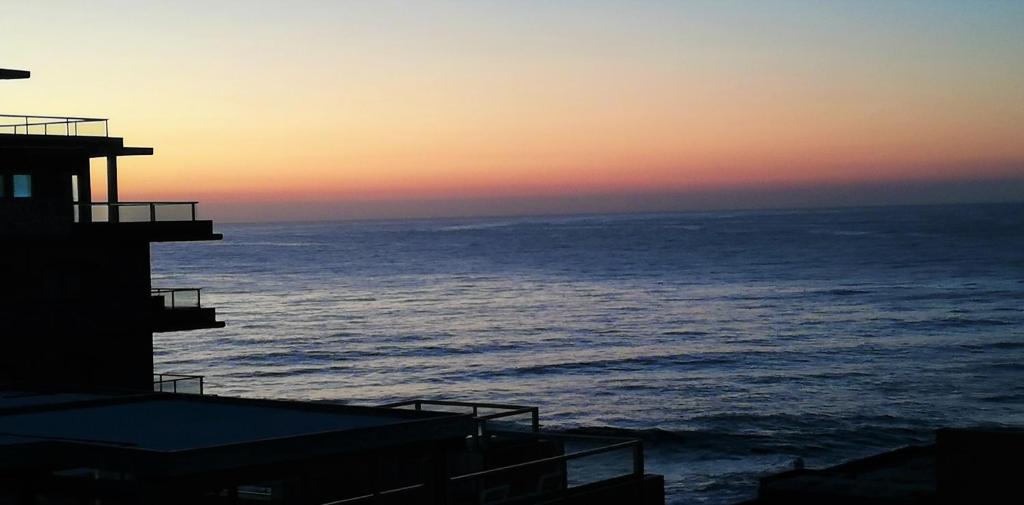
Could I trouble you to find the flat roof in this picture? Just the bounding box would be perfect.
[0,391,109,409]
[0,398,405,451]
[0,392,476,476]
[0,435,42,447]
[0,68,30,79]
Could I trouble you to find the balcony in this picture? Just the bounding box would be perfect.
[81,201,199,223]
[153,373,205,394]
[75,202,222,242]
[151,288,224,332]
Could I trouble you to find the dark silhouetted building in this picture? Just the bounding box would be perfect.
[0,67,664,504]
[0,70,222,391]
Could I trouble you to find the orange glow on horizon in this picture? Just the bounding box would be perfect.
[6,2,1024,218]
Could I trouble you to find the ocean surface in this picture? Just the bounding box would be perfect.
[152,203,1024,504]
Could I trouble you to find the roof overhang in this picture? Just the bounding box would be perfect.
[0,68,30,80]
[0,134,153,158]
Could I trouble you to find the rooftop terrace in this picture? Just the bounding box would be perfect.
[1,113,108,137]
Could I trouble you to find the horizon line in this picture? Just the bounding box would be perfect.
[211,198,1024,227]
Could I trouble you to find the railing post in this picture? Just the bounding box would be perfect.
[632,443,644,477]
[191,203,197,221]
[149,202,157,222]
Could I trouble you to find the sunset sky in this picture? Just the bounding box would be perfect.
[3,1,1023,221]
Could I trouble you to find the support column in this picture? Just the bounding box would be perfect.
[107,156,119,222]
[77,160,92,223]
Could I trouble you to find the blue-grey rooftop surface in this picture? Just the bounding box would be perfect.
[0,396,459,451]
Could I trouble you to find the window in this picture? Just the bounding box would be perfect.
[13,174,31,198]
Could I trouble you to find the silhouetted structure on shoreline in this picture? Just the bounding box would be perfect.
[0,67,664,504]
[740,428,1024,505]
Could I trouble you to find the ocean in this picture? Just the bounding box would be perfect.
[152,202,1024,504]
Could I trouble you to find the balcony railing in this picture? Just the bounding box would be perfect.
[380,399,541,433]
[151,288,223,332]
[0,113,108,137]
[448,430,644,501]
[152,288,203,310]
[330,428,644,504]
[153,373,205,394]
[76,201,199,223]
[368,399,647,504]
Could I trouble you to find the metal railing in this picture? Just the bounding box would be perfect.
[153,373,204,394]
[326,430,644,505]
[450,430,644,500]
[320,483,426,505]
[77,201,199,223]
[352,399,647,505]
[379,399,541,433]
[152,288,203,310]
[0,113,108,137]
